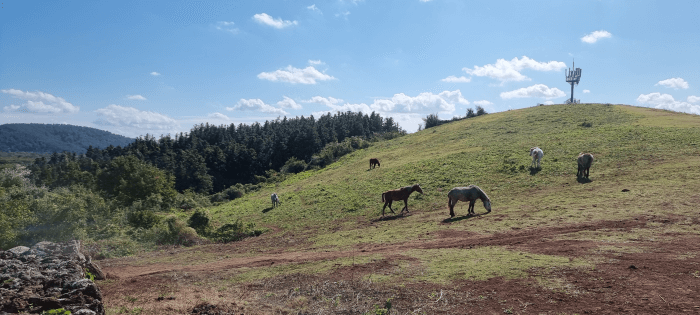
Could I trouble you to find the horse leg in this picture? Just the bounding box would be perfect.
[469,200,475,215]
[387,200,395,214]
[402,199,409,213]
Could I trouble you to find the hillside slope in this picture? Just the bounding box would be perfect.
[101,104,700,314]
[0,123,135,154]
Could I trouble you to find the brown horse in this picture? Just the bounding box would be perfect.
[577,153,594,178]
[369,158,381,169]
[381,184,423,216]
[447,185,491,217]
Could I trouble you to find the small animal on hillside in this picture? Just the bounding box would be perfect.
[447,185,491,218]
[577,153,594,179]
[271,193,281,208]
[381,184,424,216]
[530,147,544,169]
[369,158,381,169]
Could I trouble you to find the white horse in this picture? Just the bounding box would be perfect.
[271,193,281,208]
[530,147,543,169]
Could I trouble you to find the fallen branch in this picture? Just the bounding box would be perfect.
[434,289,443,303]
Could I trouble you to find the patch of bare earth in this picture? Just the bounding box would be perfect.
[99,216,700,314]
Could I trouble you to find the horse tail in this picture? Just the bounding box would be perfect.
[382,192,386,202]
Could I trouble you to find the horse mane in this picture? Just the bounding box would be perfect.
[474,185,490,202]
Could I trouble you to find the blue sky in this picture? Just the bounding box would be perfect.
[1,0,699,138]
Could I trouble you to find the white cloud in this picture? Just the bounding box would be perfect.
[94,105,179,130]
[307,4,321,13]
[656,77,689,90]
[277,96,302,109]
[583,89,590,93]
[543,101,555,105]
[258,65,336,84]
[303,96,344,107]
[308,59,324,65]
[1,89,79,113]
[420,0,433,2]
[581,30,612,44]
[688,95,700,103]
[335,11,351,19]
[150,72,161,76]
[637,92,700,115]
[441,75,471,83]
[500,84,566,99]
[463,56,566,84]
[253,13,298,29]
[214,21,239,34]
[208,112,230,120]
[227,99,288,115]
[473,100,493,106]
[3,104,21,111]
[126,94,147,101]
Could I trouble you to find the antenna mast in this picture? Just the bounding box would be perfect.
[565,60,582,104]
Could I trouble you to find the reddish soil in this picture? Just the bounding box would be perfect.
[99,215,700,314]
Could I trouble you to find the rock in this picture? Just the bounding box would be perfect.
[0,241,105,314]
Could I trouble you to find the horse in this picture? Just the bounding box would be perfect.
[369,158,381,169]
[381,184,423,216]
[530,147,543,169]
[271,193,281,208]
[577,153,594,178]
[447,185,491,217]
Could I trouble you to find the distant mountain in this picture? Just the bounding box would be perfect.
[0,123,135,154]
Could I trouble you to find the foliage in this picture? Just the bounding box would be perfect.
[210,219,263,243]
[127,208,161,229]
[0,123,134,154]
[188,209,211,235]
[97,155,177,207]
[280,157,307,174]
[41,308,72,315]
[308,136,370,169]
[422,106,488,130]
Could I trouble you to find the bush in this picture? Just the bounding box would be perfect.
[280,157,307,174]
[127,209,161,229]
[174,189,211,211]
[188,209,210,235]
[307,137,370,169]
[211,219,263,243]
[422,113,442,129]
[161,215,204,246]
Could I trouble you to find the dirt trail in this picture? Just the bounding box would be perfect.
[103,217,647,280]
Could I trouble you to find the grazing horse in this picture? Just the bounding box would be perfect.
[369,158,381,169]
[447,185,491,218]
[271,193,281,208]
[577,153,594,178]
[381,184,424,216]
[530,147,544,169]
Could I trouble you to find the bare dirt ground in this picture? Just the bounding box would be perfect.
[98,215,700,314]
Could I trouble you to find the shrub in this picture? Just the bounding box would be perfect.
[211,219,263,243]
[280,157,307,174]
[161,215,204,246]
[127,209,161,229]
[188,209,210,235]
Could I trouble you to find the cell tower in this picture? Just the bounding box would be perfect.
[565,60,582,104]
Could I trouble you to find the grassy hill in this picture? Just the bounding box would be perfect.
[100,104,700,314]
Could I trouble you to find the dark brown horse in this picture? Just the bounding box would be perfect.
[447,185,491,217]
[381,184,423,216]
[369,158,381,169]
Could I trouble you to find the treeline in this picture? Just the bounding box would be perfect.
[421,106,488,130]
[0,123,135,154]
[0,111,404,253]
[28,111,404,194]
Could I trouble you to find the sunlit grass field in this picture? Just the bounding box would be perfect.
[141,104,700,283]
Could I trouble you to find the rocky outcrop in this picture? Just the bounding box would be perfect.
[0,241,105,315]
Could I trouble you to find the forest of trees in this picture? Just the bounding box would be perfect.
[0,123,135,154]
[421,105,488,130]
[27,111,404,194]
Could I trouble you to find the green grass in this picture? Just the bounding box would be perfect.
[201,104,700,283]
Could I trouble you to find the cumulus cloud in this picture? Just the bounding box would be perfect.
[258,65,336,84]
[463,56,566,84]
[227,99,288,115]
[581,30,612,44]
[1,89,79,113]
[277,96,302,109]
[126,94,147,101]
[637,92,700,115]
[208,112,230,120]
[688,95,700,103]
[441,75,471,83]
[473,100,493,106]
[214,21,239,34]
[94,105,179,130]
[253,13,298,29]
[583,89,590,93]
[150,72,161,76]
[308,59,324,65]
[656,77,689,90]
[500,84,566,99]
[307,4,321,13]
[310,90,469,114]
[3,104,21,112]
